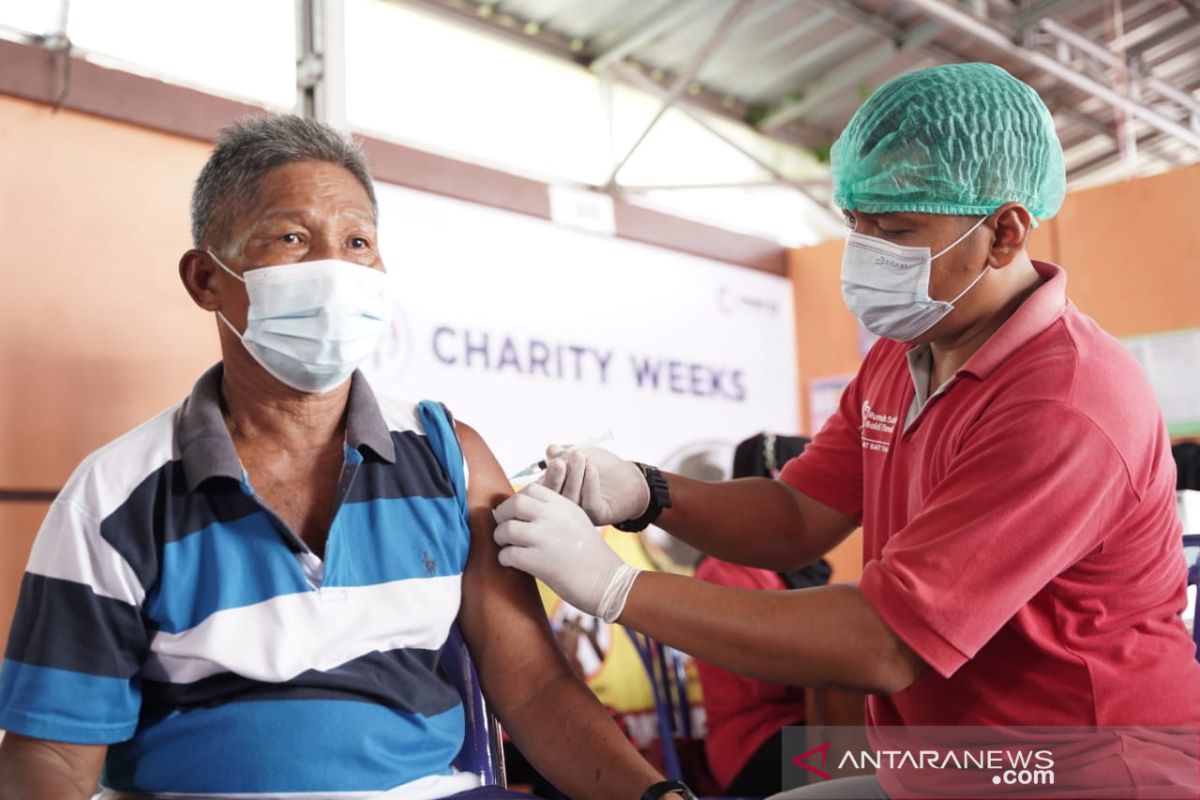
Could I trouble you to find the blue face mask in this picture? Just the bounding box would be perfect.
[211,254,391,393]
[840,216,989,342]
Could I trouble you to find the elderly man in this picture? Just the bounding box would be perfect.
[493,63,1200,798]
[0,116,691,800]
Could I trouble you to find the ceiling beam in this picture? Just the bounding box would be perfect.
[781,0,1166,169]
[1012,0,1084,30]
[900,0,1200,148]
[753,26,878,102]
[612,61,840,223]
[1126,13,1200,58]
[781,0,1188,176]
[400,0,585,63]
[760,18,944,131]
[1039,17,1200,113]
[588,0,721,74]
[748,8,837,65]
[1069,139,1174,182]
[604,0,752,187]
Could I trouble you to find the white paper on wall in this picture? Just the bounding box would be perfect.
[1123,328,1200,437]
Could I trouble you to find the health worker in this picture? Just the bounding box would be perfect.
[492,62,1200,799]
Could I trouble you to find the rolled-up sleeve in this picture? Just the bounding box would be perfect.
[780,369,866,522]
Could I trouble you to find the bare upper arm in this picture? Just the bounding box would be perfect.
[0,732,106,799]
[453,421,575,717]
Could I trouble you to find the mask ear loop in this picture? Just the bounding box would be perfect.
[216,310,244,339]
[206,251,248,337]
[206,250,247,284]
[930,215,989,261]
[932,216,991,306]
[946,257,992,305]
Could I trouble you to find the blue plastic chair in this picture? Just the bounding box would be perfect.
[628,629,760,799]
[442,623,506,786]
[1184,534,1200,661]
[629,630,688,782]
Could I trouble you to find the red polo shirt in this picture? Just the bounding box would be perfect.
[781,261,1200,740]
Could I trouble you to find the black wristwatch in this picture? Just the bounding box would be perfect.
[640,780,696,800]
[614,462,672,532]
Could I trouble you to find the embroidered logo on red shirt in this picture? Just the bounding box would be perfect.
[861,401,897,453]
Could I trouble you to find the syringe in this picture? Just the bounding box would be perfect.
[507,431,614,481]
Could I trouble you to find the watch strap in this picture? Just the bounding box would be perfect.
[614,463,672,532]
[640,779,696,800]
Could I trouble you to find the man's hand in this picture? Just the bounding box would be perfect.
[538,445,649,526]
[493,483,640,622]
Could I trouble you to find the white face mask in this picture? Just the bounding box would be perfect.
[840,216,989,343]
[211,254,391,393]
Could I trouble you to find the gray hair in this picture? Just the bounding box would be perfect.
[190,114,377,250]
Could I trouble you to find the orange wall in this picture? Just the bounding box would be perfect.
[0,96,220,486]
[787,240,865,584]
[1043,163,1200,337]
[787,161,1200,582]
[0,96,220,646]
[788,239,863,434]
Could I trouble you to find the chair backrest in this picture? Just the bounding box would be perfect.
[1184,534,1200,661]
[628,629,691,781]
[629,630,758,799]
[442,623,506,786]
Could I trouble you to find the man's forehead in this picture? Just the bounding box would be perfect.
[252,206,375,224]
[249,161,373,206]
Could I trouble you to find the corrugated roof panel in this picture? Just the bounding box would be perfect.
[409,0,1200,187]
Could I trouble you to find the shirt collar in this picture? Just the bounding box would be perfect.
[178,365,396,492]
[344,372,396,464]
[906,345,933,403]
[955,260,1068,381]
[178,363,241,492]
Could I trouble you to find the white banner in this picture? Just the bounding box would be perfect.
[363,182,799,481]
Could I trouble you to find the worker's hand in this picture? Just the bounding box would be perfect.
[493,483,640,622]
[538,445,649,527]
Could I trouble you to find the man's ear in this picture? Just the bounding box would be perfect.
[179,249,222,310]
[986,203,1032,270]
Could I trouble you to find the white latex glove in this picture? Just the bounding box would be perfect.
[538,445,650,527]
[493,483,641,623]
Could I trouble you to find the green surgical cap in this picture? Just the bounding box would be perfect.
[831,62,1066,220]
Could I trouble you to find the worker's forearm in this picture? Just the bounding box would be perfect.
[655,475,821,569]
[500,671,664,800]
[620,573,924,694]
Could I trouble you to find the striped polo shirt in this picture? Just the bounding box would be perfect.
[0,364,481,799]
